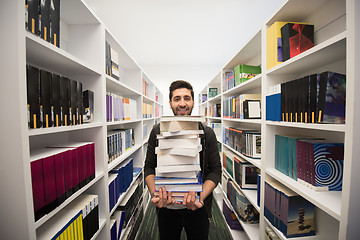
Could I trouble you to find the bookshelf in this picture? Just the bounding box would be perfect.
[200,0,359,239]
[0,0,163,239]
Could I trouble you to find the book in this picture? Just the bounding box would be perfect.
[298,139,344,191]
[26,0,40,35]
[27,65,42,129]
[279,185,315,238]
[208,87,218,98]
[226,180,259,223]
[155,176,200,185]
[281,23,314,61]
[110,47,119,80]
[160,130,204,137]
[266,84,282,121]
[77,81,83,125]
[157,153,199,166]
[155,171,199,179]
[49,0,60,47]
[60,77,70,126]
[239,93,261,119]
[233,154,258,189]
[156,164,201,174]
[69,79,77,125]
[40,70,52,128]
[158,137,200,149]
[39,0,50,42]
[317,71,346,124]
[266,21,306,70]
[82,90,94,123]
[234,64,261,85]
[160,115,205,122]
[105,41,112,76]
[155,174,203,192]
[155,145,202,157]
[222,200,243,230]
[243,100,261,119]
[51,74,61,127]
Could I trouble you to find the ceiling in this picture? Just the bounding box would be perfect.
[85,0,286,114]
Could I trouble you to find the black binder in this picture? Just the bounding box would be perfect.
[40,69,52,128]
[27,65,41,129]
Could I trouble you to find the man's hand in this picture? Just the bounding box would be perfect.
[151,187,174,208]
[181,191,204,210]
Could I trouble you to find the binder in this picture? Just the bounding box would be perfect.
[40,69,52,128]
[83,90,94,123]
[70,79,77,125]
[26,0,40,35]
[77,81,83,125]
[39,0,51,42]
[27,65,42,129]
[60,77,70,126]
[49,0,60,47]
[51,74,61,127]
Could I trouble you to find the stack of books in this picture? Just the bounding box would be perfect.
[154,116,205,202]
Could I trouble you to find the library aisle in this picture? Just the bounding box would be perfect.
[137,198,238,240]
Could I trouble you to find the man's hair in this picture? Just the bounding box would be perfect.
[169,80,194,101]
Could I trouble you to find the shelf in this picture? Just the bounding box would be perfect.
[266,168,341,220]
[267,32,346,76]
[108,144,142,171]
[264,217,317,240]
[213,192,250,240]
[106,119,142,126]
[206,117,222,121]
[92,218,107,240]
[223,144,261,169]
[109,170,142,215]
[34,171,104,229]
[28,122,103,137]
[106,76,142,97]
[207,94,221,103]
[223,118,262,125]
[223,75,262,96]
[143,95,155,103]
[223,169,260,212]
[26,32,101,76]
[266,121,345,132]
[222,194,260,240]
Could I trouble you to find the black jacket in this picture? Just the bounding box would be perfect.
[144,122,222,217]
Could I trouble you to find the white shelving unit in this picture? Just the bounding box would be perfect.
[199,0,360,239]
[0,0,163,239]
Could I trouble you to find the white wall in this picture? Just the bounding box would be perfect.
[85,0,287,114]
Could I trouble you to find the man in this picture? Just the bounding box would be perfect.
[144,80,222,239]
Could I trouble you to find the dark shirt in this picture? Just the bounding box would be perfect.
[144,122,222,217]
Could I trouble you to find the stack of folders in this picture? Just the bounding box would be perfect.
[154,116,206,202]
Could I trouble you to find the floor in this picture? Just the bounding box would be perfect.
[136,198,236,240]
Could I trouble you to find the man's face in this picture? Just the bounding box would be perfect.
[169,88,194,116]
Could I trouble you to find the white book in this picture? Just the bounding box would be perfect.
[158,138,201,149]
[157,154,199,166]
[160,121,199,132]
[155,145,202,157]
[160,115,205,122]
[156,134,199,139]
[156,171,199,178]
[155,177,199,185]
[156,164,201,174]
[160,130,204,137]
